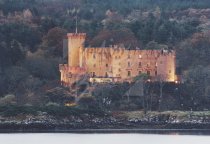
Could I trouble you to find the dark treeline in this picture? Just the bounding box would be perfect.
[1,0,210,14]
[0,0,210,112]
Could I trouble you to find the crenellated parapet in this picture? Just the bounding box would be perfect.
[59,64,86,74]
[67,33,86,39]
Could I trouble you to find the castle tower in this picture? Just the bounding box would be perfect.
[67,33,86,67]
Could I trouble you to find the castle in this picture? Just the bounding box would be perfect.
[59,33,177,86]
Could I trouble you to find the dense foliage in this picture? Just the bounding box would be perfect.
[0,0,210,112]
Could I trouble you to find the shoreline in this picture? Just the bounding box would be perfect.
[1,123,210,134]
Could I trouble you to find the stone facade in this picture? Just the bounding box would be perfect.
[59,33,177,86]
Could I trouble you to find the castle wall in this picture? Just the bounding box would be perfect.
[83,47,175,82]
[84,48,112,78]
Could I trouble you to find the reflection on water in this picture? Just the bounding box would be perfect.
[0,133,210,144]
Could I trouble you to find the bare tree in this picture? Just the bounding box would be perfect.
[156,74,168,111]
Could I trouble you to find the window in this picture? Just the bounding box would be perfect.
[160,61,163,64]
[147,63,150,67]
[106,64,108,67]
[93,64,96,67]
[169,70,171,74]
[119,68,121,72]
[139,62,142,67]
[115,56,118,59]
[138,54,142,59]
[67,72,72,78]
[105,72,108,77]
[93,54,96,59]
[128,71,131,77]
[147,71,150,76]
[92,72,96,77]
[116,74,121,77]
[139,71,142,75]
[128,62,131,67]
[155,71,157,76]
[128,54,131,59]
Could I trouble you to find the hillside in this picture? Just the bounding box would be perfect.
[0,0,210,113]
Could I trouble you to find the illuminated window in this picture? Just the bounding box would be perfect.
[138,54,142,59]
[128,71,131,77]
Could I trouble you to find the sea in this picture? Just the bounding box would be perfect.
[0,133,210,144]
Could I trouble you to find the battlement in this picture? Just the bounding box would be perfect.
[59,64,86,73]
[67,33,86,39]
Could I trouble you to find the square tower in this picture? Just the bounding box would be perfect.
[67,33,86,67]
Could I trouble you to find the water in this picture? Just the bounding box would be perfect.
[0,133,210,144]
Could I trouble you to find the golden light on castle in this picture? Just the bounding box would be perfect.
[59,32,177,86]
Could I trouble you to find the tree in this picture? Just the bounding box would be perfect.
[155,74,168,111]
[177,31,210,70]
[90,28,139,48]
[0,42,10,69]
[183,66,210,110]
[4,66,29,93]
[23,55,59,80]
[43,27,67,57]
[9,40,26,65]
[133,73,150,113]
[15,75,43,104]
[78,96,98,109]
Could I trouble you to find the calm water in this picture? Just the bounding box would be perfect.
[0,133,210,144]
